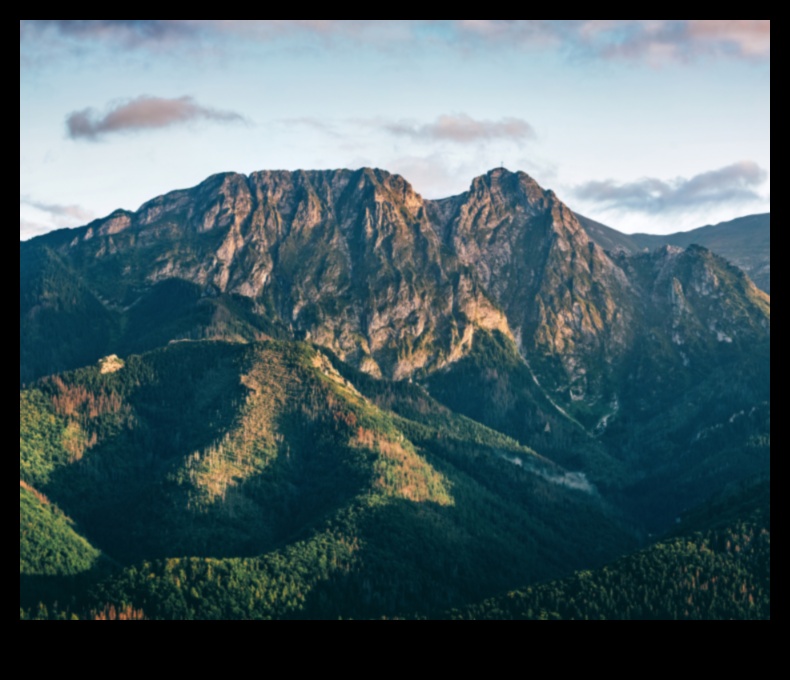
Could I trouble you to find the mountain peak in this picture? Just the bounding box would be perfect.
[467,167,547,207]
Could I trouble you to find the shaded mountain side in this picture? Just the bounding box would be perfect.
[419,246,769,524]
[576,211,770,294]
[20,245,117,385]
[632,214,770,294]
[424,330,624,482]
[573,213,641,254]
[443,481,770,620]
[20,339,635,619]
[603,245,770,526]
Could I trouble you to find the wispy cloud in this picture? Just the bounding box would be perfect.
[572,161,768,214]
[66,96,246,140]
[279,117,343,137]
[283,114,535,145]
[21,197,94,223]
[22,20,769,63]
[384,115,536,144]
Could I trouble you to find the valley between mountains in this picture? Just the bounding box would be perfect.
[20,167,770,619]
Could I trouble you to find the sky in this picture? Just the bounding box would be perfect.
[20,20,770,239]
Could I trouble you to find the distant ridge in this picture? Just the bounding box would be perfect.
[576,212,770,294]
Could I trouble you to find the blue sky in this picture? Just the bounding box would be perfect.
[20,20,770,239]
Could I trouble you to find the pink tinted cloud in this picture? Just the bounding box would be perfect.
[67,95,245,140]
[687,20,770,57]
[21,197,94,223]
[385,114,536,144]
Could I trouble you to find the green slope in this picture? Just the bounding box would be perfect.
[19,480,103,618]
[20,482,100,577]
[20,339,634,619]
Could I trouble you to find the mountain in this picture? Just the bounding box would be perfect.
[19,169,512,385]
[576,212,771,294]
[20,167,770,619]
[424,244,769,528]
[20,167,770,520]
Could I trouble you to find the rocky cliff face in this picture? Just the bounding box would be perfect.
[21,167,770,422]
[436,169,635,404]
[29,169,516,381]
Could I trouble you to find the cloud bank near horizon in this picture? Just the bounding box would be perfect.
[572,161,768,214]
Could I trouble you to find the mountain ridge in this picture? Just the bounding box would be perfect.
[575,211,770,294]
[25,167,767,392]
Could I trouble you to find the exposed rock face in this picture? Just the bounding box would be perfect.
[21,168,770,420]
[437,169,634,402]
[31,169,514,380]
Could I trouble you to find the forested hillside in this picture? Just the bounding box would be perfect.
[446,482,770,620]
[20,340,634,619]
